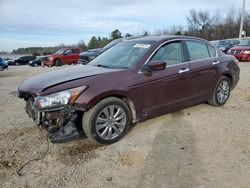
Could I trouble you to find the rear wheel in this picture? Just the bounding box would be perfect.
[15,62,19,66]
[55,59,62,66]
[82,97,131,144]
[208,76,231,106]
[0,66,3,71]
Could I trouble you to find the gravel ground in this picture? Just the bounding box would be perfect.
[0,64,250,188]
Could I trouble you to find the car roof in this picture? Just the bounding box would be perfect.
[127,35,207,43]
[63,47,80,50]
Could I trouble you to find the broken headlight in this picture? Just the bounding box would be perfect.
[32,86,87,112]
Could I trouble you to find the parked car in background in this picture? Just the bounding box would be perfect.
[210,40,218,46]
[3,58,13,64]
[215,39,240,53]
[29,56,47,67]
[43,48,80,67]
[0,57,8,71]
[78,38,123,64]
[78,37,140,64]
[18,36,240,144]
[9,56,36,66]
[227,38,250,61]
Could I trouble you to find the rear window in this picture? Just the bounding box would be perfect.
[186,41,210,61]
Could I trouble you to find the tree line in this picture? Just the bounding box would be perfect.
[11,7,250,56]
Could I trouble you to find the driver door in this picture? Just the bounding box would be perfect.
[63,49,73,63]
[133,41,191,119]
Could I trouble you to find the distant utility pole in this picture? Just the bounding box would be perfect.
[239,0,246,38]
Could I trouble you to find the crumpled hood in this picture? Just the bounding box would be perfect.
[18,65,118,95]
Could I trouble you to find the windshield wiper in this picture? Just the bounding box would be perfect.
[95,64,111,69]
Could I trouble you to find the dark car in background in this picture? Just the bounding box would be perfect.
[18,36,240,145]
[215,39,240,53]
[78,38,123,64]
[29,56,47,67]
[227,38,250,61]
[9,56,36,66]
[78,37,140,64]
[0,57,8,71]
[3,58,13,64]
[43,48,80,67]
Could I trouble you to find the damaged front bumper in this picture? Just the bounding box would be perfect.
[22,94,87,143]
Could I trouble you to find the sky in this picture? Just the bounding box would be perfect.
[0,0,249,52]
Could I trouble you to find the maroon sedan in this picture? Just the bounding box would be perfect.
[18,36,240,144]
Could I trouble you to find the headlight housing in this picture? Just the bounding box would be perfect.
[32,86,87,112]
[48,57,53,61]
[243,50,250,55]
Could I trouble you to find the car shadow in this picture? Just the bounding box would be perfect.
[135,110,205,187]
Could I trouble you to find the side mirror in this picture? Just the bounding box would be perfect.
[143,60,166,72]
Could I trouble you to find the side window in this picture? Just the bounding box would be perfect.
[207,45,217,58]
[186,41,210,61]
[151,42,184,66]
[65,50,72,54]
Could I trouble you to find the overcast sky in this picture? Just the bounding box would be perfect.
[0,0,249,52]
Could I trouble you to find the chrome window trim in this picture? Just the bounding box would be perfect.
[138,38,219,74]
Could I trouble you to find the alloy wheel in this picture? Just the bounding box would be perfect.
[95,105,127,140]
[216,80,230,103]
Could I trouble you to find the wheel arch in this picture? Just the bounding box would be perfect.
[54,58,62,66]
[222,72,233,86]
[84,93,138,124]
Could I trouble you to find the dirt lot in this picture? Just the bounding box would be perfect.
[0,64,250,188]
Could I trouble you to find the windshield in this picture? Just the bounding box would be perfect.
[55,49,65,54]
[89,41,153,69]
[103,38,123,50]
[238,39,250,46]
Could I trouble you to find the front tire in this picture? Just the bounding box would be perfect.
[208,76,231,106]
[55,59,62,66]
[82,97,131,144]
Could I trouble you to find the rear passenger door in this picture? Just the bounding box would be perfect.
[185,40,219,100]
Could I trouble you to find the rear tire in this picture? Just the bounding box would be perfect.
[208,76,231,106]
[0,66,3,71]
[82,97,131,144]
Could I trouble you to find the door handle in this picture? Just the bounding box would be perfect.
[179,68,190,74]
[212,61,220,65]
